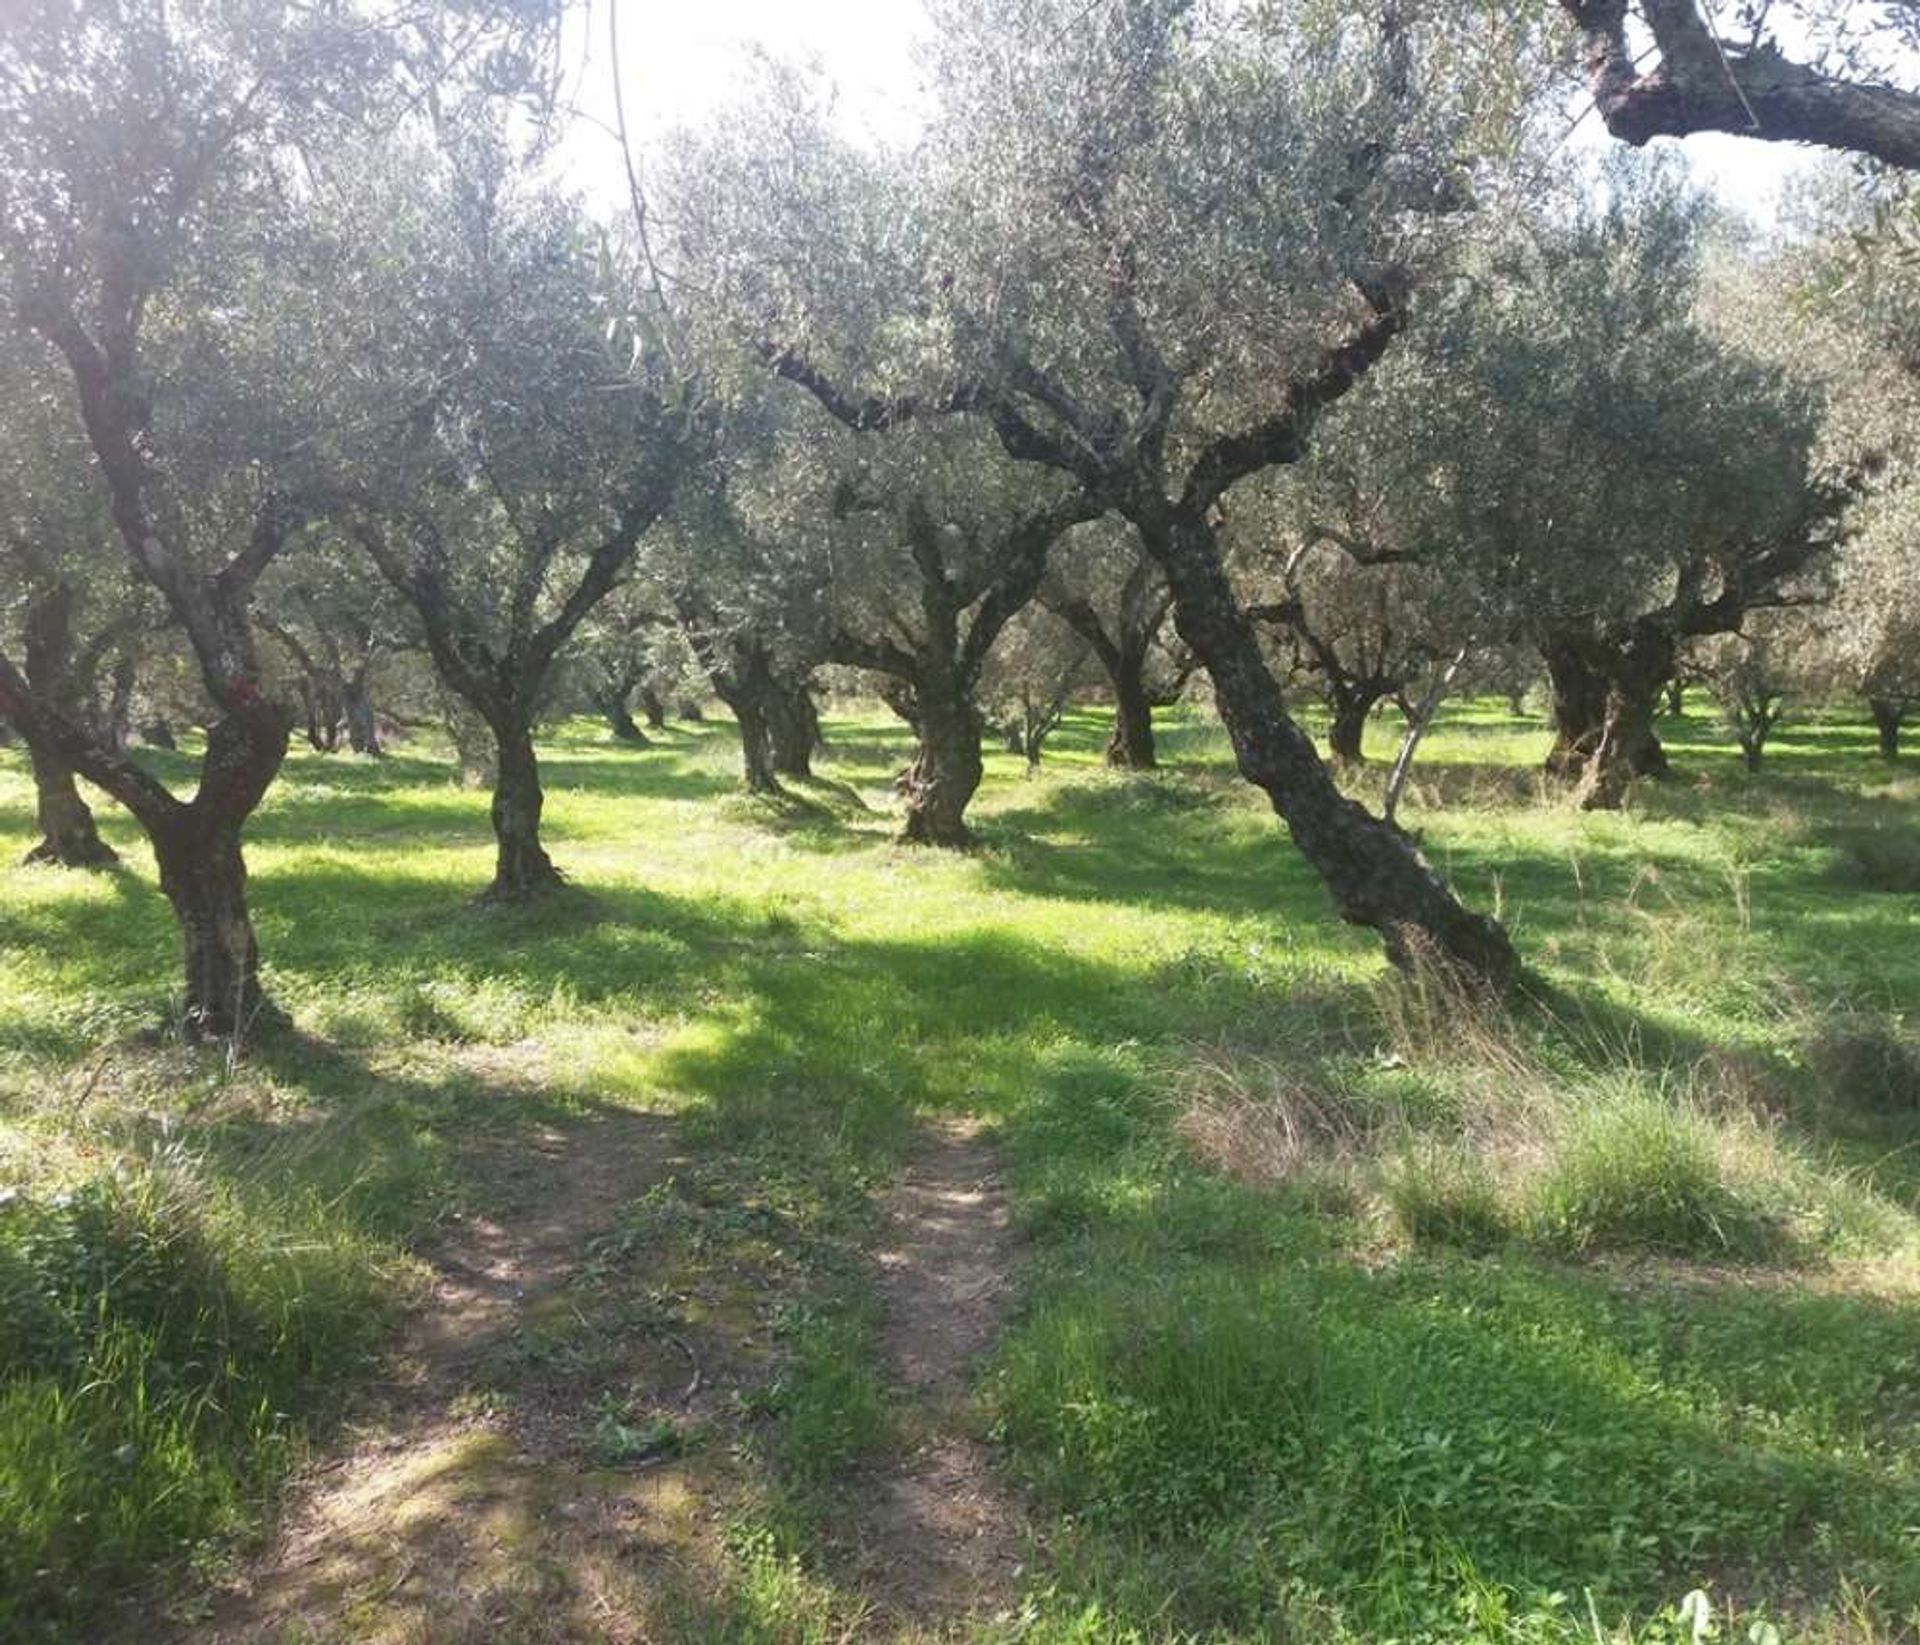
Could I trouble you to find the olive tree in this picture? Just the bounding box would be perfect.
[330,143,694,899]
[817,0,1544,975]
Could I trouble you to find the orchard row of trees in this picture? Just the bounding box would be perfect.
[4,0,1920,1038]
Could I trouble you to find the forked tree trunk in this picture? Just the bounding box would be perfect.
[1106,650,1158,769]
[344,671,382,756]
[767,682,818,780]
[25,746,117,868]
[1144,507,1515,982]
[1869,696,1902,761]
[485,715,563,901]
[901,690,984,848]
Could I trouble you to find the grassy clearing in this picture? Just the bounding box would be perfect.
[1,702,1917,1642]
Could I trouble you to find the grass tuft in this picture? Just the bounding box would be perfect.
[1531,1094,1780,1260]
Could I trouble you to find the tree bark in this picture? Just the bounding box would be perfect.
[150,812,273,1040]
[25,745,118,868]
[20,581,117,868]
[728,686,783,795]
[1106,649,1159,769]
[1326,690,1381,767]
[485,715,563,902]
[343,669,382,756]
[900,687,984,848]
[600,682,649,745]
[1869,696,1903,761]
[105,654,136,752]
[1543,630,1671,806]
[640,686,667,730]
[767,681,819,779]
[1141,505,1515,981]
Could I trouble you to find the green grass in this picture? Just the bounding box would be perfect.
[1,701,1918,1642]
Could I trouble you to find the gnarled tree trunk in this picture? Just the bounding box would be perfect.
[1869,696,1903,761]
[728,685,782,795]
[1543,629,1672,808]
[1144,506,1515,982]
[344,669,382,756]
[1106,649,1158,769]
[767,681,819,780]
[25,745,117,868]
[20,582,116,868]
[151,812,269,1040]
[1326,688,1382,767]
[485,714,563,901]
[902,697,984,847]
[599,680,649,745]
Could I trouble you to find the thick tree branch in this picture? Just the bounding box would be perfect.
[1563,0,1920,169]
[1180,282,1409,514]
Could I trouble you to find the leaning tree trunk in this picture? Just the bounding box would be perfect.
[767,681,819,780]
[1106,650,1159,770]
[1144,507,1516,982]
[900,687,984,849]
[343,670,382,756]
[1869,696,1903,761]
[24,744,117,868]
[485,713,563,902]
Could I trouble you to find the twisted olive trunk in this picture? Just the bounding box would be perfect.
[485,714,563,902]
[767,682,819,780]
[1326,689,1382,767]
[1869,697,1903,761]
[25,745,117,868]
[728,684,782,795]
[1543,631,1671,809]
[901,688,984,848]
[344,669,382,757]
[1106,648,1158,770]
[152,815,268,1040]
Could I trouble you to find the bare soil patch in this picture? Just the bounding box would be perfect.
[853,1116,1029,1629]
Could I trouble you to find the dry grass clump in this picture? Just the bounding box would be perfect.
[1802,1014,1920,1115]
[1172,1054,1373,1186]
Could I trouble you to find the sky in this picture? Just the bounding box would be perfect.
[556,0,1822,227]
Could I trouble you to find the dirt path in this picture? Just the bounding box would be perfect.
[166,1106,1027,1642]
[188,1106,696,1645]
[854,1116,1029,1627]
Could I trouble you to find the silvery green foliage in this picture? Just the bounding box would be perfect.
[1315,163,1827,644]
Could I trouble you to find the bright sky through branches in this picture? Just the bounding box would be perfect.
[559,0,1815,225]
